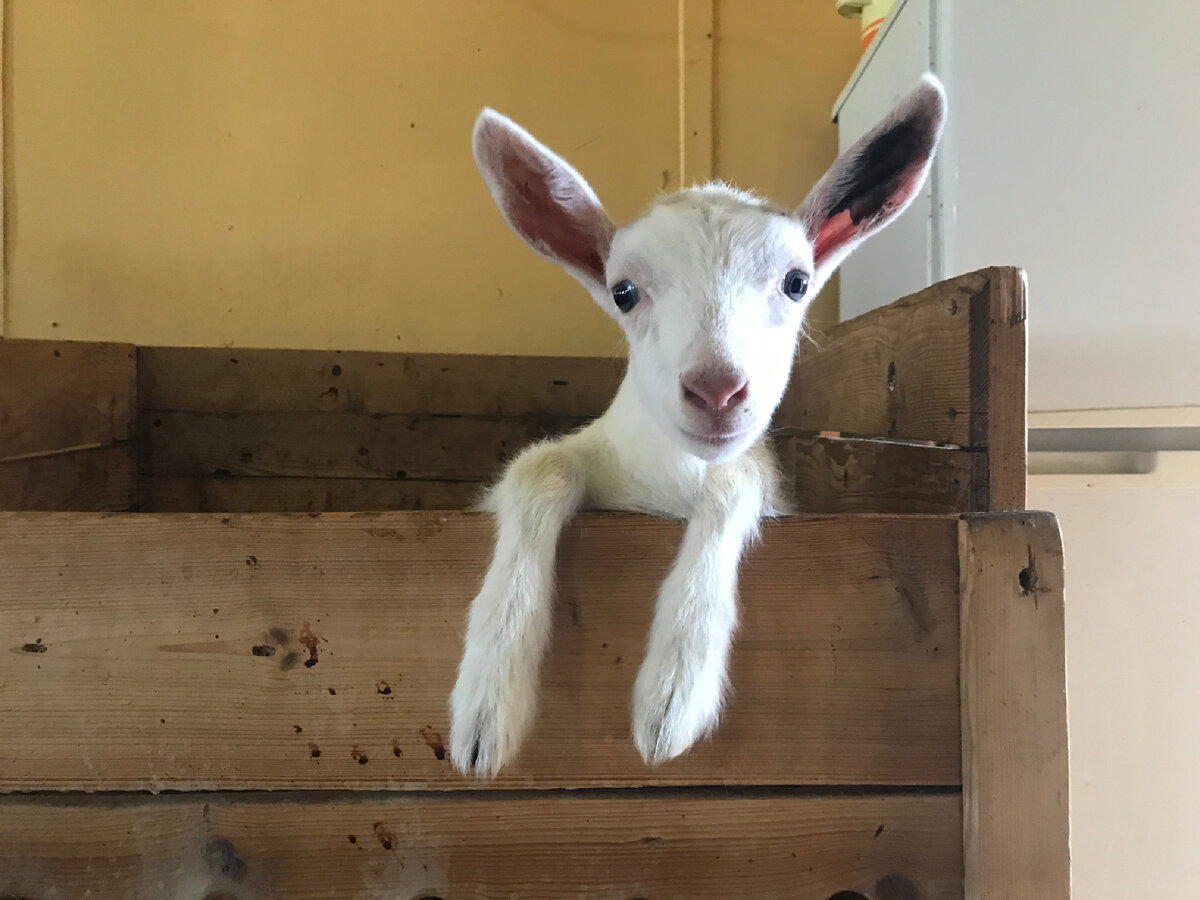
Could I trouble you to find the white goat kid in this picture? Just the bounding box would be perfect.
[450,76,946,777]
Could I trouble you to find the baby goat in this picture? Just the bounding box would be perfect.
[451,76,946,776]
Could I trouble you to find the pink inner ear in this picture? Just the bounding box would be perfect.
[812,163,925,267]
[812,210,857,267]
[500,150,610,285]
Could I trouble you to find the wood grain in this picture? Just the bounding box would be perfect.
[778,271,986,445]
[0,792,963,900]
[0,338,135,460]
[138,410,584,482]
[140,474,481,513]
[137,346,623,417]
[0,444,134,511]
[959,513,1069,899]
[0,512,961,790]
[779,432,977,514]
[141,427,981,515]
[968,267,1027,510]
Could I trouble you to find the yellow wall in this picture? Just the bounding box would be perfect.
[5,1,859,355]
[713,1,862,332]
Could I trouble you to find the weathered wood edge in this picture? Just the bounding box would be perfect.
[0,791,964,900]
[967,267,1028,511]
[958,511,1070,899]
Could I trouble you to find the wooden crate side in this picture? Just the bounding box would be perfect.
[968,267,1027,510]
[143,434,979,514]
[139,425,985,515]
[142,421,982,516]
[958,512,1070,899]
[777,271,986,445]
[0,444,135,511]
[135,348,607,512]
[0,792,964,900]
[0,339,136,511]
[0,512,961,790]
[779,432,977,514]
[136,345,623,417]
[779,268,1026,471]
[0,338,135,460]
[138,410,585,482]
[141,474,482,512]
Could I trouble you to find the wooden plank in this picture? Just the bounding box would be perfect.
[143,434,980,514]
[0,338,135,460]
[0,512,961,789]
[139,410,584,482]
[959,512,1070,899]
[137,346,623,417]
[144,433,977,515]
[0,792,963,900]
[0,444,134,511]
[141,474,481,513]
[779,269,1024,449]
[969,267,1027,510]
[778,432,977,514]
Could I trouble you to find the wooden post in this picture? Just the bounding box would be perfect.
[968,267,1028,511]
[959,512,1070,898]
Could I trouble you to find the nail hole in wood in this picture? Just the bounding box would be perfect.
[1019,565,1037,594]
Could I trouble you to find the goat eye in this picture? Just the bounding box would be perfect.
[611,279,641,313]
[783,269,810,302]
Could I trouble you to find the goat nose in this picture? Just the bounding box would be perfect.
[681,370,750,412]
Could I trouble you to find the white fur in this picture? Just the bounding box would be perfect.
[451,78,945,776]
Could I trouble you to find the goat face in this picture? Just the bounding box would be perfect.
[471,75,945,462]
[605,187,812,461]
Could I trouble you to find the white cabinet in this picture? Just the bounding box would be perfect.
[834,0,936,330]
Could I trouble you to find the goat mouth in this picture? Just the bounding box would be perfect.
[681,427,750,447]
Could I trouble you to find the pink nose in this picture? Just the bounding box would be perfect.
[681,369,749,412]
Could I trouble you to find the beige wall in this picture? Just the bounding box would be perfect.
[4,1,858,355]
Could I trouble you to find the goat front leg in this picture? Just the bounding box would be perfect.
[449,439,586,777]
[632,461,766,765]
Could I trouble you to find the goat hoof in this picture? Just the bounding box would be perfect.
[448,643,538,778]
[632,647,725,766]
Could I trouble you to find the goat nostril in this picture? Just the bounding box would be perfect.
[682,383,709,410]
[710,380,748,410]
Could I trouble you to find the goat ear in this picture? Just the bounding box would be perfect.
[472,109,615,293]
[796,74,946,282]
